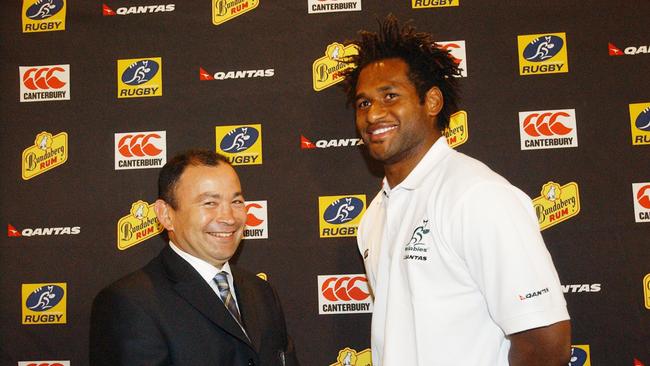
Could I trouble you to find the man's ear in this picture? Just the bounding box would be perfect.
[425,86,444,118]
[154,199,174,231]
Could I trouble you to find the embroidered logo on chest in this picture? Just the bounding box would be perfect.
[403,218,430,261]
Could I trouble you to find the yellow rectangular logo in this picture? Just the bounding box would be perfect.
[570,345,591,366]
[117,200,164,250]
[643,273,650,310]
[22,283,67,324]
[212,0,259,25]
[312,42,358,91]
[444,110,469,148]
[117,57,163,98]
[533,181,580,230]
[215,124,263,165]
[518,33,568,75]
[319,195,366,238]
[629,102,650,145]
[22,0,66,33]
[412,0,458,8]
[22,131,68,180]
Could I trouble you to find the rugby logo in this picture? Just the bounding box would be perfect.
[115,131,166,170]
[412,0,458,8]
[569,345,591,366]
[215,124,263,166]
[117,58,162,98]
[519,109,578,150]
[22,283,67,324]
[318,195,366,238]
[22,0,66,33]
[318,274,372,314]
[19,65,70,102]
[518,33,568,75]
[629,103,650,145]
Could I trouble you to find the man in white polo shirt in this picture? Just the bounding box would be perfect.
[340,15,571,365]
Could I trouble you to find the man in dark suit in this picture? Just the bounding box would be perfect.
[90,149,298,366]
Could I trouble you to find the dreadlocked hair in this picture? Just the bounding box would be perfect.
[341,14,462,130]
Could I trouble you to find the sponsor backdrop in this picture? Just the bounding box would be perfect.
[1,1,649,365]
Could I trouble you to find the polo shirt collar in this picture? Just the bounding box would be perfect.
[381,136,451,196]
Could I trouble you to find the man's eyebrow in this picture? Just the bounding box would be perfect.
[355,85,397,100]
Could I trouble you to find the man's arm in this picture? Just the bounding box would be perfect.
[89,287,170,366]
[508,319,571,366]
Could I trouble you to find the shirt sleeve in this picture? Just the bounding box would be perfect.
[447,182,570,335]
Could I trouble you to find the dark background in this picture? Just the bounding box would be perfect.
[1,1,649,365]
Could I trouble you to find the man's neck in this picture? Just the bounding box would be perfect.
[384,135,439,188]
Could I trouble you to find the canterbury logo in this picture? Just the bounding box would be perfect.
[321,276,370,301]
[245,203,264,226]
[439,43,462,65]
[522,111,572,136]
[117,133,163,157]
[22,67,66,90]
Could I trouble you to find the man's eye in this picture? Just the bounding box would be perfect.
[204,201,216,206]
[232,199,245,205]
[385,93,398,100]
[357,100,370,109]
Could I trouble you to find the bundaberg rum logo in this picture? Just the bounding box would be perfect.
[117,200,163,250]
[329,347,372,366]
[533,181,580,230]
[313,42,357,91]
[212,0,258,25]
[22,131,68,180]
[444,110,468,148]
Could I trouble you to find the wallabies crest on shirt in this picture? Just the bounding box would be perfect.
[404,218,430,261]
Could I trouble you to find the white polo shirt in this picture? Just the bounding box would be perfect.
[358,137,569,365]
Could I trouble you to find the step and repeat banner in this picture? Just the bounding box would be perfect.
[1,1,649,365]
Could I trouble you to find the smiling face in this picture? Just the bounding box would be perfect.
[354,58,442,172]
[155,163,247,268]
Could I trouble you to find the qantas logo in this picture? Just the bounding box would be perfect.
[199,67,274,80]
[8,224,80,237]
[561,283,601,293]
[301,135,363,149]
[609,42,650,56]
[103,3,175,16]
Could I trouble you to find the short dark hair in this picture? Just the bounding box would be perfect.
[158,149,229,209]
[342,14,462,130]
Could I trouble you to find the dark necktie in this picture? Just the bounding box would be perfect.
[213,271,242,324]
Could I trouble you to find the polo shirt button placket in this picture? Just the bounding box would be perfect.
[247,359,255,366]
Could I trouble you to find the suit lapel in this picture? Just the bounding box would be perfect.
[232,267,263,353]
[160,246,252,348]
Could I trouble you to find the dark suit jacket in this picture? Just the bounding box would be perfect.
[90,245,298,366]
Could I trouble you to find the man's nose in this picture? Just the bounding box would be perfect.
[367,102,387,123]
[215,205,236,225]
